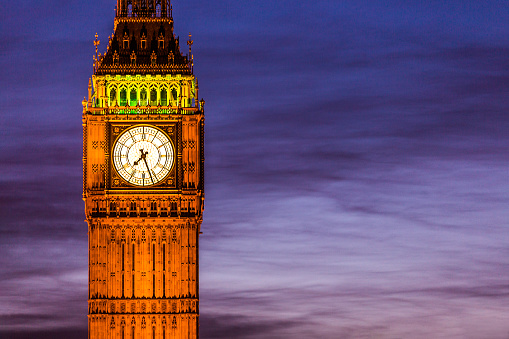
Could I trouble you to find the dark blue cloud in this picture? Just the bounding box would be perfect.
[0,329,87,339]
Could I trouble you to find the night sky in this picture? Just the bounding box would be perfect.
[1,0,509,338]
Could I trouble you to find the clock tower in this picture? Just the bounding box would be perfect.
[82,1,204,338]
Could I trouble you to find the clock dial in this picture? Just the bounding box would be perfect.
[112,125,174,186]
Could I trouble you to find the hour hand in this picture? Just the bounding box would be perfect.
[137,151,149,166]
[133,149,146,166]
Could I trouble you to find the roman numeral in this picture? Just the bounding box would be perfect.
[129,169,136,181]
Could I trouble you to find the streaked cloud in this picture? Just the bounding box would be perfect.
[0,0,508,338]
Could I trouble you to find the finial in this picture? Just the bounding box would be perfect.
[94,33,100,56]
[187,33,193,52]
[88,79,92,103]
[82,97,88,112]
[130,50,137,65]
[93,33,100,72]
[151,51,157,66]
[187,33,194,69]
[195,80,199,108]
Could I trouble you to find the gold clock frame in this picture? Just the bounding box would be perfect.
[108,122,180,190]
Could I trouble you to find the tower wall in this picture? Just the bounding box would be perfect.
[83,2,204,337]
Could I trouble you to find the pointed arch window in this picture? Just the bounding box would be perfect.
[132,243,136,271]
[110,201,117,216]
[162,243,166,270]
[120,88,127,106]
[152,244,156,271]
[141,34,147,49]
[140,89,148,106]
[150,88,157,105]
[150,201,157,216]
[171,88,178,106]
[153,273,156,297]
[163,273,166,297]
[148,0,154,16]
[130,201,137,217]
[170,201,177,216]
[160,88,167,106]
[109,87,117,106]
[123,33,130,49]
[130,89,137,106]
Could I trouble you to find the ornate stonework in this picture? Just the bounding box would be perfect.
[83,1,204,337]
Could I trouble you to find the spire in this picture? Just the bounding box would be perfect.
[187,33,193,56]
[93,33,100,72]
[96,0,191,76]
[116,0,173,19]
[187,33,194,71]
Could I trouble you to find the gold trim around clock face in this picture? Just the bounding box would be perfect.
[112,125,175,187]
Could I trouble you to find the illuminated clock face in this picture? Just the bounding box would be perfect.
[112,125,174,186]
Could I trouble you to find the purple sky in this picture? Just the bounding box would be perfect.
[1,0,509,338]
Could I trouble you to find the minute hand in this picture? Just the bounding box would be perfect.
[143,158,155,184]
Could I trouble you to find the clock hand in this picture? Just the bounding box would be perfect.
[133,149,146,166]
[143,156,155,184]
